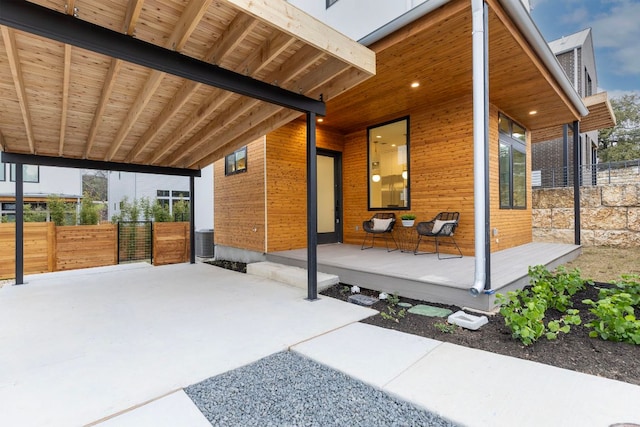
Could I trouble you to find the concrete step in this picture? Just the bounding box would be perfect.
[246,261,339,292]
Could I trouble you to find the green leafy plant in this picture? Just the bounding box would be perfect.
[528,265,586,312]
[434,321,458,334]
[400,213,416,220]
[496,289,548,345]
[598,274,640,306]
[583,293,640,344]
[339,285,350,295]
[78,192,102,225]
[380,293,405,323]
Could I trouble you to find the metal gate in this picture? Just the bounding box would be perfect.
[117,221,153,264]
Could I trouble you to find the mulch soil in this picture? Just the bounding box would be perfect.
[321,283,640,386]
[205,260,639,386]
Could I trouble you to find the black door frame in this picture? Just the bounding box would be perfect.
[317,149,342,244]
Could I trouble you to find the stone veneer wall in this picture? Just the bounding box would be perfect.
[533,184,640,247]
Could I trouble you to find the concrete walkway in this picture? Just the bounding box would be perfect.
[2,263,639,426]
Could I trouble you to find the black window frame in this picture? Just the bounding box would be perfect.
[366,116,411,211]
[225,146,248,176]
[498,113,527,210]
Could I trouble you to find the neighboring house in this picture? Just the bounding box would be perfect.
[0,158,214,229]
[107,164,214,229]
[532,28,602,188]
[212,0,614,263]
[0,160,82,222]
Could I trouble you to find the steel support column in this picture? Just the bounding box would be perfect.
[572,120,581,245]
[190,175,196,264]
[15,162,24,285]
[306,112,318,301]
[562,124,569,187]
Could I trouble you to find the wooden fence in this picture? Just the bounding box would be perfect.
[0,222,191,279]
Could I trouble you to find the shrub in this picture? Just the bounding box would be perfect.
[583,292,640,344]
[79,193,102,225]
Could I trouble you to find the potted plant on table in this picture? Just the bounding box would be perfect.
[400,213,416,227]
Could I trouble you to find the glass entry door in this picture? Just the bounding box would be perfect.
[317,150,342,244]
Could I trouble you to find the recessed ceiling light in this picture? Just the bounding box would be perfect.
[317,118,324,122]
[411,82,420,88]
[376,135,382,138]
[529,110,537,115]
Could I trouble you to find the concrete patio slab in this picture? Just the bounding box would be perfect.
[0,262,376,427]
[94,391,210,427]
[292,322,442,388]
[385,342,640,427]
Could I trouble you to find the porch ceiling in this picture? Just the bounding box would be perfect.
[0,0,375,170]
[320,0,582,135]
[531,92,617,143]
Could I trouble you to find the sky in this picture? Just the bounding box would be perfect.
[530,0,640,99]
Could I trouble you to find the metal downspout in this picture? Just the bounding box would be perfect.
[469,0,490,296]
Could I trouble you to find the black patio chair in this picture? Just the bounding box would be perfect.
[361,212,398,252]
[414,212,462,259]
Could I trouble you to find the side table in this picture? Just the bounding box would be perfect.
[394,226,417,253]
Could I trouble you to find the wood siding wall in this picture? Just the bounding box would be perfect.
[264,120,345,252]
[153,222,190,266]
[213,103,534,256]
[213,138,266,253]
[0,222,52,278]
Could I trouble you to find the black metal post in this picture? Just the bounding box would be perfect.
[15,162,24,285]
[483,1,491,291]
[572,120,581,245]
[190,175,196,264]
[562,124,569,187]
[306,112,318,301]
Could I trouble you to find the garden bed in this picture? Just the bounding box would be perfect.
[321,282,640,386]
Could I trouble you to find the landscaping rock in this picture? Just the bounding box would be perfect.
[348,294,378,306]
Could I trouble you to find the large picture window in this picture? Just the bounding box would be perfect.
[498,114,526,209]
[367,117,410,210]
[10,164,39,183]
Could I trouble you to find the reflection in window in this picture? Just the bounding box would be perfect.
[498,113,526,209]
[225,146,247,176]
[367,117,410,210]
[10,164,39,183]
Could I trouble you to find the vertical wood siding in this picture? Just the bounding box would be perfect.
[213,138,266,253]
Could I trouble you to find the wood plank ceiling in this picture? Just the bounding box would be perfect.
[0,0,375,170]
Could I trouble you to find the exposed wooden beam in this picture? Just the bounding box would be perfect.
[219,0,375,76]
[159,45,325,166]
[190,108,300,169]
[105,0,213,161]
[180,49,341,168]
[123,0,145,36]
[1,26,35,153]
[59,43,71,155]
[84,0,144,158]
[83,59,123,158]
[123,11,258,163]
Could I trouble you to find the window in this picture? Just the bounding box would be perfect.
[0,161,5,181]
[498,113,526,209]
[225,146,247,176]
[156,189,190,219]
[326,0,339,8]
[367,117,410,210]
[10,164,39,182]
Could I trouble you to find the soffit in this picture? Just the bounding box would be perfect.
[531,92,617,143]
[321,0,582,136]
[0,0,375,170]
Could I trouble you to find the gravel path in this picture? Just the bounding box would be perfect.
[185,351,458,427]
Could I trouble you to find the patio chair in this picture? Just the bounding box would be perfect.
[361,212,398,252]
[414,212,462,259]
